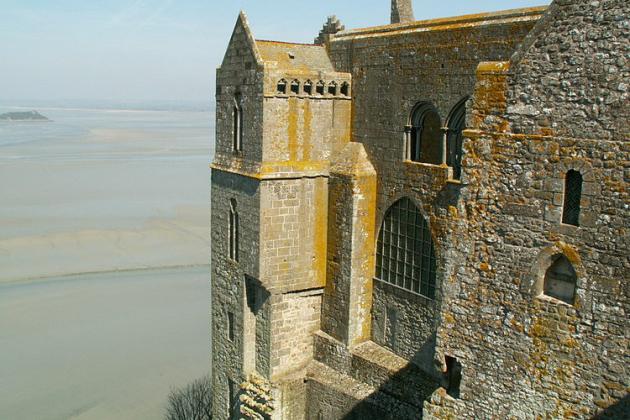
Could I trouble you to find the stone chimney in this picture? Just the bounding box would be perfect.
[391,0,414,24]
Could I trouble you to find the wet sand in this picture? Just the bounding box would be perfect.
[0,266,210,420]
[0,107,213,419]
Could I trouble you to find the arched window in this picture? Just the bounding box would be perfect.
[446,97,468,179]
[304,80,313,95]
[543,255,577,304]
[327,81,337,95]
[408,102,442,165]
[228,199,239,261]
[316,80,325,95]
[340,82,350,97]
[562,170,582,226]
[277,79,287,94]
[232,95,243,152]
[376,198,437,298]
[290,79,300,94]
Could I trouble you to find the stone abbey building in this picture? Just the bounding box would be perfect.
[210,0,629,418]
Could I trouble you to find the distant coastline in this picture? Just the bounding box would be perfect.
[0,110,50,121]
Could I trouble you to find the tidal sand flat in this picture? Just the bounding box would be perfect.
[0,106,213,419]
[0,266,210,420]
[0,106,213,282]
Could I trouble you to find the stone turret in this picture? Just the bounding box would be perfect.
[391,0,414,24]
[315,15,345,45]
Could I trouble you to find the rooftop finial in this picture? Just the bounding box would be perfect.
[391,0,414,24]
[314,15,345,45]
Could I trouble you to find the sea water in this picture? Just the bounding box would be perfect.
[0,104,214,419]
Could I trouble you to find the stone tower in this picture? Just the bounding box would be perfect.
[391,0,414,24]
[210,11,352,420]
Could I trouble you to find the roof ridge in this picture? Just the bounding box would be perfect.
[334,6,547,39]
[256,39,320,47]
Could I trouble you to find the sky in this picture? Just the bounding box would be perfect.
[0,0,550,104]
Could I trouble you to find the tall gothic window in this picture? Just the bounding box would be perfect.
[543,255,577,304]
[376,198,437,299]
[408,102,442,164]
[446,97,468,179]
[228,199,239,261]
[232,95,243,152]
[562,170,582,226]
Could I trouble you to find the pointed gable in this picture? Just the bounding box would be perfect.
[220,11,263,70]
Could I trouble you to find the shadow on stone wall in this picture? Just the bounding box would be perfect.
[592,394,630,419]
[342,355,441,420]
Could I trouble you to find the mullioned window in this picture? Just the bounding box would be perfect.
[376,197,437,299]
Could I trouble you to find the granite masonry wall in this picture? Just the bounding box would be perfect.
[325,7,543,378]
[211,2,629,418]
[425,1,629,418]
[210,170,261,419]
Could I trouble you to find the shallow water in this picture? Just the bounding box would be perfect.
[0,106,213,282]
[0,266,210,420]
[0,105,214,418]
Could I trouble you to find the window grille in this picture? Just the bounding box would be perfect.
[376,198,436,298]
[562,170,582,226]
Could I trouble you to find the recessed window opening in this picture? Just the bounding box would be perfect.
[304,80,313,95]
[445,356,462,398]
[290,79,300,94]
[543,254,577,304]
[316,80,325,95]
[408,102,442,164]
[277,79,287,94]
[385,306,397,349]
[340,82,349,96]
[376,197,437,298]
[228,378,237,413]
[227,310,235,342]
[562,170,582,226]
[446,97,468,179]
[228,199,239,261]
[327,81,337,95]
[243,276,269,374]
[232,94,243,152]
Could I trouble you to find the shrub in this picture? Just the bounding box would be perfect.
[165,375,213,420]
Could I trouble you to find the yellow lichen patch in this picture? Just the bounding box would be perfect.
[557,242,581,265]
[313,180,327,288]
[510,318,524,333]
[302,100,312,161]
[479,262,491,272]
[287,97,298,162]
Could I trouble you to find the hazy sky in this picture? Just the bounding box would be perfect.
[0,0,550,103]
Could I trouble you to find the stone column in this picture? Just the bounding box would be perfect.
[391,0,414,24]
[321,142,377,347]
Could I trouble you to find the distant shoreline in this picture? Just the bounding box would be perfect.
[1,104,214,114]
[0,263,210,287]
[0,110,50,122]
